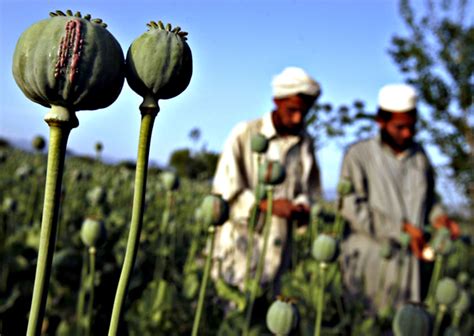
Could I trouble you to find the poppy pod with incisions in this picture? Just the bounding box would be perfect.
[258,160,286,185]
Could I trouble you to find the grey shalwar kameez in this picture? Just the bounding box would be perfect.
[210,112,321,292]
[339,134,444,312]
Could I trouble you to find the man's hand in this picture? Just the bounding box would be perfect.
[402,222,425,259]
[259,199,309,224]
[433,214,460,240]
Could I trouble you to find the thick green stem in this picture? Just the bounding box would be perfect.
[314,263,327,336]
[76,248,88,335]
[243,186,273,336]
[108,108,157,336]
[85,247,96,336]
[27,106,77,336]
[244,202,260,292]
[425,255,444,311]
[432,304,446,336]
[191,226,216,336]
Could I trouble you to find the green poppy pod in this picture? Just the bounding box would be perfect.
[86,186,107,206]
[95,142,103,153]
[12,10,125,112]
[32,135,46,151]
[456,272,469,287]
[435,277,459,306]
[125,21,193,109]
[266,299,296,335]
[392,303,431,336]
[258,160,286,185]
[160,171,180,191]
[255,183,267,201]
[311,234,339,263]
[452,289,470,314]
[399,232,411,250]
[80,217,107,247]
[310,203,323,219]
[200,194,229,227]
[251,133,269,154]
[430,227,453,256]
[337,177,353,196]
[379,239,394,260]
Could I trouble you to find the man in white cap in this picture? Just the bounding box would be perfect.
[210,67,322,300]
[339,83,460,313]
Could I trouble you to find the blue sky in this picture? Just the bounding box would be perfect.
[0,0,463,202]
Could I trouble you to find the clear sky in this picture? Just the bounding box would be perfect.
[0,0,463,203]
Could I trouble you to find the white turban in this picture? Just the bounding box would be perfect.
[272,67,321,99]
[378,84,417,112]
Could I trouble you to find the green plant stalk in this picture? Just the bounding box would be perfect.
[452,311,462,328]
[191,226,216,336]
[243,186,273,336]
[314,262,327,336]
[244,201,260,292]
[425,255,444,311]
[76,248,89,336]
[85,247,96,336]
[108,107,158,336]
[432,304,446,336]
[27,107,78,336]
[375,259,388,308]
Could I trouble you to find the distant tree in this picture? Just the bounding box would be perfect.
[168,147,219,180]
[389,0,473,208]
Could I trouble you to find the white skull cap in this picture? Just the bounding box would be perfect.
[272,67,321,99]
[378,84,417,112]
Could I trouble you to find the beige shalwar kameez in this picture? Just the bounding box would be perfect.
[210,112,321,292]
[339,134,444,312]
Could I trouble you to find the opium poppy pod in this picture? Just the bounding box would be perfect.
[312,234,339,263]
[392,303,431,336]
[80,217,107,248]
[337,178,353,196]
[258,160,286,185]
[250,133,269,154]
[200,194,229,227]
[435,277,459,307]
[126,21,193,109]
[12,10,125,112]
[266,299,297,335]
[160,171,180,191]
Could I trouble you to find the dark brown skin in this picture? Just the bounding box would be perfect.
[377,112,417,154]
[259,94,315,224]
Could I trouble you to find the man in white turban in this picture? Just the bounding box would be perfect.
[339,83,460,313]
[210,67,322,304]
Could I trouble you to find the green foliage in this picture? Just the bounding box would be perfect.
[389,0,474,207]
[169,147,219,180]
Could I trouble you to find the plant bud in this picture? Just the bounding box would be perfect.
[160,171,180,191]
[456,272,469,287]
[379,240,394,259]
[452,289,470,315]
[311,203,322,219]
[392,303,430,336]
[266,298,296,335]
[435,277,459,306]
[311,234,339,263]
[251,133,269,154]
[80,217,107,247]
[87,186,107,206]
[200,194,229,227]
[430,227,453,256]
[258,160,286,185]
[399,232,411,250]
[337,178,353,196]
[32,135,46,151]
[2,197,17,213]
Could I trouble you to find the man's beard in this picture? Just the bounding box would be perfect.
[380,129,413,152]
